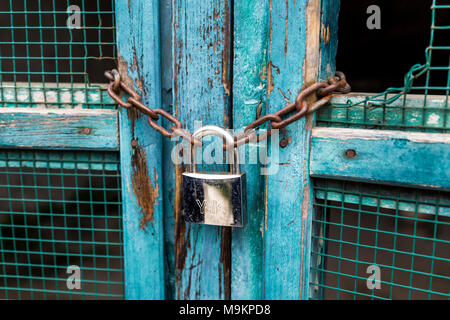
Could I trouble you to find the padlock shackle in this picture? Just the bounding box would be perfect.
[190,125,239,175]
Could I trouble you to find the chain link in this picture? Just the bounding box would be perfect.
[105,69,351,148]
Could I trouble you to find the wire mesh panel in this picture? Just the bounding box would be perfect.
[0,0,116,109]
[0,150,124,300]
[317,0,450,133]
[310,0,450,300]
[311,179,450,300]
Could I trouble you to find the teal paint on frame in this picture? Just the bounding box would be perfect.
[263,0,340,300]
[309,0,341,300]
[0,109,118,150]
[310,127,450,191]
[115,0,165,300]
[264,0,309,300]
[231,0,269,300]
[160,0,177,299]
[172,0,232,299]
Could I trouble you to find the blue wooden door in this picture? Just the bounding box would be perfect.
[1,0,447,301]
[114,0,450,300]
[114,0,338,300]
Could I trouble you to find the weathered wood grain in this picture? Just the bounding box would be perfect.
[0,108,118,150]
[308,0,341,300]
[310,127,450,191]
[160,0,177,299]
[231,0,269,300]
[172,0,232,299]
[115,0,165,299]
[264,0,318,300]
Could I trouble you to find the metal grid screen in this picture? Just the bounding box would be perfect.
[0,0,117,109]
[311,0,450,300]
[317,0,450,133]
[0,0,123,300]
[311,179,450,300]
[0,150,124,300]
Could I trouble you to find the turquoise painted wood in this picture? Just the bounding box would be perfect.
[231,0,269,300]
[0,109,117,150]
[115,0,165,299]
[172,0,232,299]
[310,127,450,191]
[262,0,340,300]
[309,0,341,300]
[160,0,177,299]
[264,0,312,300]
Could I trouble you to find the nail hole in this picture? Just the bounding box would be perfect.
[345,149,357,158]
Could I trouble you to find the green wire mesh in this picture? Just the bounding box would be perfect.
[0,150,124,300]
[311,179,450,300]
[312,0,450,300]
[318,0,450,133]
[0,1,123,300]
[0,0,117,109]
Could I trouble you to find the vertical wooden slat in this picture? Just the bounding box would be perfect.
[309,0,340,300]
[115,0,165,299]
[231,0,270,300]
[263,0,322,300]
[160,0,177,299]
[172,0,232,299]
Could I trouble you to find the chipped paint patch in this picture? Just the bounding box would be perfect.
[131,146,159,230]
[312,127,450,144]
[321,24,330,44]
[427,113,440,125]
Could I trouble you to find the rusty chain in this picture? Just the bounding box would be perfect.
[105,69,350,148]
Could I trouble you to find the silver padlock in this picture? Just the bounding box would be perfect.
[182,125,246,227]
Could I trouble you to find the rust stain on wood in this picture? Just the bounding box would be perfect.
[219,227,231,299]
[221,0,231,97]
[267,0,274,98]
[118,54,134,88]
[267,61,275,97]
[118,52,142,134]
[284,0,289,57]
[174,164,189,298]
[131,146,159,230]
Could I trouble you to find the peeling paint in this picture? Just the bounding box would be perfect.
[219,227,231,300]
[267,61,274,97]
[321,23,330,44]
[132,48,147,96]
[131,146,159,230]
[284,0,289,57]
[221,0,231,97]
[174,165,188,299]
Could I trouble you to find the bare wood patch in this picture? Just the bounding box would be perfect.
[131,146,160,230]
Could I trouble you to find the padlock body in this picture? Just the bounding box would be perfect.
[182,172,246,227]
